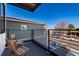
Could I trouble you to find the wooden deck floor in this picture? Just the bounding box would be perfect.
[2,41,54,56]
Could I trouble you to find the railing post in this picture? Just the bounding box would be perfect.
[1,3,5,33]
[48,29,50,49]
[7,29,9,39]
[31,29,34,41]
[2,3,5,33]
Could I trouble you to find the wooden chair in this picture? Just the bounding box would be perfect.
[6,38,29,56]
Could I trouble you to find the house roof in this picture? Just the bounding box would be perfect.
[5,17,45,25]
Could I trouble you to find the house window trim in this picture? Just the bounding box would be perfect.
[21,25,27,30]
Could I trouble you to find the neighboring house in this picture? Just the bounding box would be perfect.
[6,17,45,30]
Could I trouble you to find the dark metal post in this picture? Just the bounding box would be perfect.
[31,29,34,41]
[0,4,1,33]
[3,3,5,33]
[1,3,5,33]
[48,29,50,49]
[7,29,9,38]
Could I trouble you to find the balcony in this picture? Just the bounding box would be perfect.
[2,41,54,56]
[2,29,79,56]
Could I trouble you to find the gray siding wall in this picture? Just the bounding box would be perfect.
[6,21,46,42]
[6,21,44,29]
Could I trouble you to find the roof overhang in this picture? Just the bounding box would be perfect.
[8,3,41,12]
[0,16,45,25]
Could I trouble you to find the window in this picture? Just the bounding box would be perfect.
[21,25,27,30]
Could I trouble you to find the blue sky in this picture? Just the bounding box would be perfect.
[6,3,79,28]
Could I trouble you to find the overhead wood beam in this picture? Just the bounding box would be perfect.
[9,3,41,12]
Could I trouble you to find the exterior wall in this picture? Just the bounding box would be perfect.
[0,33,6,55]
[6,20,46,42]
[6,21,44,29]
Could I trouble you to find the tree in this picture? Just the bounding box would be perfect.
[68,24,75,29]
[55,20,68,29]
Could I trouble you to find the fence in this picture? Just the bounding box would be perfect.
[49,29,79,55]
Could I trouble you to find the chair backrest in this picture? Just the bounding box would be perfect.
[6,38,16,53]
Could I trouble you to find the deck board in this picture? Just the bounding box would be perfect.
[2,41,53,56]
